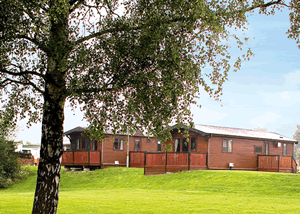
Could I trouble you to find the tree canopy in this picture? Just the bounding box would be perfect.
[0,0,299,213]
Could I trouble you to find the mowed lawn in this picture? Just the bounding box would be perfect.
[1,167,300,214]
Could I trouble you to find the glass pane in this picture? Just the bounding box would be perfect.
[283,144,287,155]
[135,141,140,151]
[120,139,124,150]
[191,137,196,150]
[114,139,118,150]
[223,139,227,152]
[255,146,262,153]
[228,140,232,152]
[182,138,188,152]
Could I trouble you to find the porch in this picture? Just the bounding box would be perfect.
[61,151,101,169]
[257,155,297,173]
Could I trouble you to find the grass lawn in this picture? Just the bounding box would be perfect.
[1,167,300,213]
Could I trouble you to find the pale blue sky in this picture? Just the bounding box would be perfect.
[16,7,300,144]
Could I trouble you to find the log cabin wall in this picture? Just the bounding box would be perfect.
[208,136,295,170]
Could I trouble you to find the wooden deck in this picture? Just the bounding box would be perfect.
[140,152,207,175]
[257,155,297,173]
[61,151,101,168]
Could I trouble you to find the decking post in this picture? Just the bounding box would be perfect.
[206,152,208,169]
[291,156,293,173]
[278,155,280,172]
[165,152,167,174]
[88,151,90,166]
[257,155,259,171]
[73,151,74,166]
[99,150,101,168]
[188,152,190,171]
[144,152,146,175]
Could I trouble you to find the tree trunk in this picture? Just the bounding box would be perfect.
[32,87,65,213]
[32,1,69,213]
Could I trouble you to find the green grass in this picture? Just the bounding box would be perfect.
[1,167,300,213]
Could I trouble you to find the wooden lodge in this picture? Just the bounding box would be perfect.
[163,124,298,173]
[62,127,159,169]
[62,124,298,174]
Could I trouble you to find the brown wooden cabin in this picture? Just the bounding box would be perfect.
[164,124,298,173]
[62,126,159,169]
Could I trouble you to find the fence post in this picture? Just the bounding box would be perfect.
[73,151,74,166]
[188,152,190,171]
[278,155,280,172]
[165,152,167,174]
[144,152,146,175]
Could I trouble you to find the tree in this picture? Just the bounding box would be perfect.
[0,110,20,188]
[0,0,299,213]
[293,125,300,161]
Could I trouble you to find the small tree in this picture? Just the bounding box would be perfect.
[0,110,20,188]
[293,125,300,161]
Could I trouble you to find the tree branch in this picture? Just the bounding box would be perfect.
[16,35,48,53]
[244,0,285,12]
[69,0,85,13]
[0,78,44,94]
[1,65,45,79]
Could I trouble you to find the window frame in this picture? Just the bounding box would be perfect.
[174,138,180,152]
[283,143,287,156]
[191,137,196,151]
[92,140,98,151]
[222,139,233,153]
[113,138,124,151]
[157,141,161,152]
[254,146,263,154]
[135,140,140,152]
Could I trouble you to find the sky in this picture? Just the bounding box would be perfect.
[15,6,300,144]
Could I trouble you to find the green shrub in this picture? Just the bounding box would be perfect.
[0,137,23,188]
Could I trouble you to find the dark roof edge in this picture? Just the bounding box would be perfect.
[171,124,206,136]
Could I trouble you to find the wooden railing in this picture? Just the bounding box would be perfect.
[61,151,101,167]
[258,155,297,173]
[143,152,207,175]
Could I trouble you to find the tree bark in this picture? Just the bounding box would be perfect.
[32,1,69,213]
[32,86,65,213]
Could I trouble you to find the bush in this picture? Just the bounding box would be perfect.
[0,137,22,188]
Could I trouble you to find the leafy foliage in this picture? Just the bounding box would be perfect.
[0,0,299,212]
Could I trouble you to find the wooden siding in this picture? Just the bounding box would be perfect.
[208,136,295,170]
[208,137,264,170]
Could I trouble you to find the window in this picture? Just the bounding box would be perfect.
[174,139,180,152]
[223,139,232,152]
[191,137,196,150]
[93,140,97,151]
[135,140,140,151]
[283,143,287,155]
[265,142,269,155]
[76,139,80,150]
[182,138,189,152]
[114,138,124,150]
[157,141,161,152]
[81,138,86,149]
[254,146,262,154]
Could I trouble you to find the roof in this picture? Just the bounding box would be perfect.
[63,126,145,137]
[173,124,297,143]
